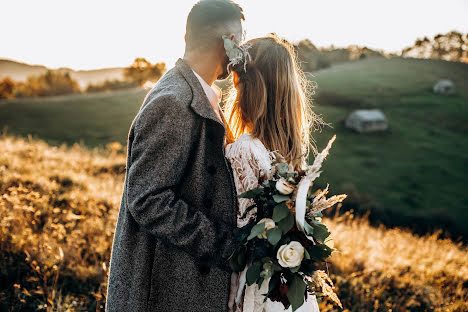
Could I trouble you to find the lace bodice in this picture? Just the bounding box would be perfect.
[225,133,320,312]
[225,133,274,228]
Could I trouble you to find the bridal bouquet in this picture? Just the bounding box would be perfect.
[228,135,346,311]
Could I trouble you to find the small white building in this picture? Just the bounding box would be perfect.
[345,109,388,133]
[433,79,455,95]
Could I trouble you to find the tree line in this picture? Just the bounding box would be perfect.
[401,30,468,62]
[0,58,166,99]
[1,30,466,99]
[294,30,467,72]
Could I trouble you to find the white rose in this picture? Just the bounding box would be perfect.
[275,177,295,195]
[257,218,276,239]
[276,241,304,268]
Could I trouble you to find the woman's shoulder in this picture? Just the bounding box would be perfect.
[225,133,273,170]
[226,133,261,156]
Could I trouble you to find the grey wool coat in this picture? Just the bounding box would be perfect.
[106,58,239,312]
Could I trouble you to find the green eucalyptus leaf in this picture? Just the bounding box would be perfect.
[246,261,263,286]
[241,204,257,219]
[311,223,330,243]
[273,194,290,203]
[303,220,315,236]
[268,273,280,294]
[266,227,282,246]
[239,187,264,199]
[272,203,289,222]
[277,211,295,234]
[247,222,266,240]
[307,244,333,262]
[287,273,307,311]
[304,248,311,260]
[276,163,289,175]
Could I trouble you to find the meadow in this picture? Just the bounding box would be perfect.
[308,56,468,240]
[0,134,466,311]
[1,56,467,239]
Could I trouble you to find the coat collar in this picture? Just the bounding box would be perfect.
[175,58,226,130]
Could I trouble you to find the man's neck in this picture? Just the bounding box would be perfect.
[183,51,219,86]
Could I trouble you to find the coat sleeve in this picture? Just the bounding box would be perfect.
[125,93,235,272]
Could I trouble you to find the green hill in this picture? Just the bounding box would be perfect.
[0,88,147,147]
[0,56,466,238]
[309,56,468,238]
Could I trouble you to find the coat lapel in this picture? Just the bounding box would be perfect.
[175,58,226,131]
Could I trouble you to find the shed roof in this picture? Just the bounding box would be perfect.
[434,79,454,87]
[348,109,387,121]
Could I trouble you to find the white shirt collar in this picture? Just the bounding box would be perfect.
[192,69,222,120]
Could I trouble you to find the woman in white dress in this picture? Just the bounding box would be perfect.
[224,34,323,312]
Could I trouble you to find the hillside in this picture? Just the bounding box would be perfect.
[0,134,466,311]
[308,56,468,239]
[0,88,147,147]
[0,58,125,88]
[0,56,466,239]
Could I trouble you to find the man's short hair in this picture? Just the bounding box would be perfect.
[186,0,244,51]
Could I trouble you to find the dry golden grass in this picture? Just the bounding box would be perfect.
[0,134,124,311]
[321,214,468,311]
[0,134,467,311]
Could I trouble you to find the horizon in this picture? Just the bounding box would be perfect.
[2,0,468,71]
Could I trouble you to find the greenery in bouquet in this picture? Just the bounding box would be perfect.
[228,135,346,311]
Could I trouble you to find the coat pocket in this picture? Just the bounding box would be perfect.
[146,238,162,309]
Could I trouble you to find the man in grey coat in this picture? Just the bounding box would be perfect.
[105,1,245,311]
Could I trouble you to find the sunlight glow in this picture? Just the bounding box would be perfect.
[1,0,467,70]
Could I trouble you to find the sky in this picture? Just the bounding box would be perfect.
[2,0,467,70]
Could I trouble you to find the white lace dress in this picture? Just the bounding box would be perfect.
[225,133,320,312]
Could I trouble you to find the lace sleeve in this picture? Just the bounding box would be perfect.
[225,141,266,228]
[226,136,275,312]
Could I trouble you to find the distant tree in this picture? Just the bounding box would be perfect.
[347,45,385,60]
[295,40,386,71]
[12,70,81,98]
[123,58,166,87]
[444,31,465,60]
[402,30,468,62]
[0,77,16,99]
[320,47,351,64]
[295,39,331,72]
[40,71,81,96]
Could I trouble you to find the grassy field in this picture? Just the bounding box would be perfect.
[0,88,147,147]
[0,134,466,311]
[308,56,468,239]
[0,56,467,238]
